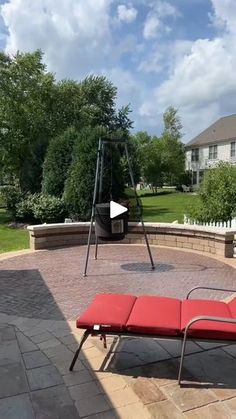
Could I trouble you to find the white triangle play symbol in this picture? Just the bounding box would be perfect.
[110,201,128,219]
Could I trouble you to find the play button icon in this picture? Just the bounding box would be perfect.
[110,201,128,219]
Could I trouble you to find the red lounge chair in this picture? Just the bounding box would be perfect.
[69,286,236,385]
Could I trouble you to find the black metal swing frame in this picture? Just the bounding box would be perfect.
[83,137,155,277]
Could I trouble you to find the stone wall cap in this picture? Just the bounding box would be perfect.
[130,222,235,234]
[27,221,235,235]
[27,222,90,231]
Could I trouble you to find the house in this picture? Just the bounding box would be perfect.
[185,114,236,185]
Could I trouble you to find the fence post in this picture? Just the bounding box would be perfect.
[231,217,236,229]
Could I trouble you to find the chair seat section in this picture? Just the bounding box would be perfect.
[76,294,136,332]
[126,296,182,336]
[181,299,236,340]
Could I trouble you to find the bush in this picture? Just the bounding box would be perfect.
[33,195,67,223]
[0,183,24,219]
[178,171,192,186]
[15,193,67,223]
[15,193,40,222]
[187,162,236,222]
[0,189,6,208]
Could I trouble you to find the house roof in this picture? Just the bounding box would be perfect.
[185,114,236,149]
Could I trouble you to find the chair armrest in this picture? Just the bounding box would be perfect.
[185,315,236,335]
[186,286,236,300]
[178,315,236,385]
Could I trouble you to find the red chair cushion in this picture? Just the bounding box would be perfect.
[181,299,236,340]
[126,296,181,336]
[228,297,236,318]
[76,294,136,332]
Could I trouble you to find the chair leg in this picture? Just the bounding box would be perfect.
[178,331,188,385]
[69,330,90,371]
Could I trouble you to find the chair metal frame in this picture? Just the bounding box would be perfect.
[69,286,236,385]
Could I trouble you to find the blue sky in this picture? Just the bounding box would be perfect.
[1,0,236,142]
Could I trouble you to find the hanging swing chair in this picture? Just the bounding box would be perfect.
[94,138,128,241]
[95,202,128,241]
[83,137,154,276]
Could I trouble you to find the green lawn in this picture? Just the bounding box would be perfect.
[0,190,197,253]
[0,209,29,253]
[139,190,197,223]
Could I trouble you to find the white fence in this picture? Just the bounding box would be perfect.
[184,215,236,229]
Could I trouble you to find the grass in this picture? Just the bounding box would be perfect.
[138,189,198,223]
[0,209,29,253]
[0,189,197,253]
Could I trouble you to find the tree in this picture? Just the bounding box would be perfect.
[63,126,125,220]
[0,50,57,190]
[42,127,78,197]
[188,162,236,222]
[126,131,152,185]
[141,138,164,192]
[57,77,132,132]
[161,107,185,185]
[130,109,185,190]
[163,106,183,139]
[161,132,185,185]
[0,50,133,195]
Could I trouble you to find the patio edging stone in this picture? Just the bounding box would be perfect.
[27,222,236,258]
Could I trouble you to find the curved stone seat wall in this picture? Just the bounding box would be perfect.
[27,222,235,258]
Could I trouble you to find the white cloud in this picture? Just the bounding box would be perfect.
[1,0,113,79]
[143,1,180,40]
[156,38,236,108]
[143,15,161,40]
[117,4,137,23]
[210,0,236,33]
[138,50,163,73]
[138,40,192,74]
[153,1,180,19]
[139,0,236,140]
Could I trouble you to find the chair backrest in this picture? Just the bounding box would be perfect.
[228,297,236,318]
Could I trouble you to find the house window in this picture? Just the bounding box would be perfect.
[192,171,197,185]
[231,142,236,158]
[191,148,199,162]
[209,145,217,159]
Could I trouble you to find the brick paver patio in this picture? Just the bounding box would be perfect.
[0,244,236,418]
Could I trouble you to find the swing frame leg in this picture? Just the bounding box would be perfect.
[83,139,102,277]
[124,143,155,270]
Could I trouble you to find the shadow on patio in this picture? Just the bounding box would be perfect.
[1,244,236,417]
[0,268,142,418]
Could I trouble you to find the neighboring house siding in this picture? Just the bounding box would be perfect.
[185,115,236,185]
[186,141,236,169]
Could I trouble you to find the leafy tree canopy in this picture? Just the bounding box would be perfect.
[163,106,183,139]
[42,127,78,197]
[130,108,185,189]
[141,137,164,192]
[0,50,133,193]
[63,126,125,220]
[0,50,56,186]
